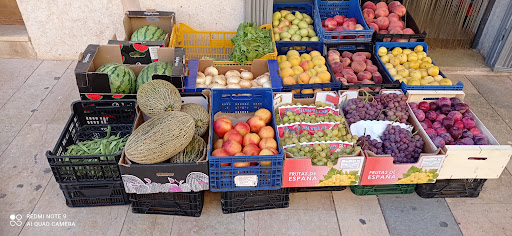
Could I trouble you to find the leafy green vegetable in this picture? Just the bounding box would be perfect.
[230,22,274,65]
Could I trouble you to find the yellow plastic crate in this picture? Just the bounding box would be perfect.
[170,23,277,65]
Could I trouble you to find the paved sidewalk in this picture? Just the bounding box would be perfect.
[0,58,511,236]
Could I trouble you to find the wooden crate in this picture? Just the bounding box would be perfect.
[406,90,512,179]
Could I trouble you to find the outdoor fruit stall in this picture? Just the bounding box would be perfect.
[44,1,512,217]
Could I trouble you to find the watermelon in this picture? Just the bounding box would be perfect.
[130,25,166,41]
[136,61,173,91]
[96,63,136,94]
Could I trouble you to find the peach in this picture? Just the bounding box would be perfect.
[243,144,261,156]
[403,28,415,34]
[368,23,379,32]
[373,72,383,84]
[300,60,315,71]
[247,116,266,133]
[259,138,277,150]
[301,53,313,61]
[352,54,366,62]
[330,61,343,74]
[212,149,230,157]
[345,74,358,83]
[366,59,374,67]
[298,72,311,84]
[292,65,304,75]
[389,20,404,30]
[376,2,388,9]
[376,17,390,30]
[366,65,378,73]
[268,148,279,155]
[363,9,375,19]
[357,71,372,81]
[223,129,243,144]
[388,1,402,11]
[342,21,356,31]
[309,76,322,84]
[312,56,326,66]
[234,152,245,156]
[222,140,242,156]
[351,60,367,73]
[314,64,328,72]
[214,139,224,150]
[258,126,275,139]
[306,69,318,77]
[388,13,400,22]
[375,7,389,18]
[243,133,261,147]
[318,71,331,83]
[309,50,322,58]
[342,51,353,59]
[234,122,251,136]
[254,108,272,124]
[363,2,376,11]
[233,162,250,167]
[327,50,340,58]
[328,54,340,64]
[340,58,350,68]
[213,118,233,138]
[259,149,275,155]
[282,76,296,85]
[391,4,407,17]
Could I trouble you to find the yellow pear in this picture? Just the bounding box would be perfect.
[378,47,388,57]
[392,47,403,56]
[414,45,424,52]
[439,78,453,85]
[428,66,440,76]
[397,54,408,64]
[381,55,390,64]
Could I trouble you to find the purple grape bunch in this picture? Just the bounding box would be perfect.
[381,125,424,164]
[344,93,409,125]
[357,135,384,155]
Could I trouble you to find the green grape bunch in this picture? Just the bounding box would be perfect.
[279,125,358,146]
[285,143,361,166]
[278,111,345,125]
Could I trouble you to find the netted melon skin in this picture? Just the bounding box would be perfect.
[137,80,182,117]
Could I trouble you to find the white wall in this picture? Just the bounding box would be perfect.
[16,0,245,60]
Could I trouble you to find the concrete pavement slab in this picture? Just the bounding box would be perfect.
[120,210,173,236]
[288,191,335,211]
[448,203,512,236]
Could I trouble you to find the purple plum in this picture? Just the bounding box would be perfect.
[448,111,463,122]
[449,126,463,139]
[413,109,425,121]
[439,132,454,144]
[454,103,469,114]
[430,102,439,111]
[424,119,433,128]
[442,117,455,129]
[436,127,448,135]
[433,136,446,148]
[460,137,474,145]
[461,129,473,139]
[437,97,451,107]
[440,104,452,115]
[432,121,443,130]
[450,97,461,106]
[462,117,476,129]
[409,102,418,110]
[474,134,490,145]
[426,110,437,121]
[418,101,430,112]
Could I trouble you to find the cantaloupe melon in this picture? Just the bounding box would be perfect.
[169,135,206,163]
[180,103,210,136]
[137,80,182,117]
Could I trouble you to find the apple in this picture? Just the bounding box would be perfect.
[234,122,251,136]
[243,144,261,156]
[258,126,275,139]
[243,133,261,147]
[212,149,230,157]
[214,139,224,150]
[247,116,266,133]
[223,129,243,144]
[254,108,272,124]
[259,138,277,150]
[213,117,233,138]
[222,140,242,156]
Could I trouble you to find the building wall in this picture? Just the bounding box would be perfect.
[475,0,509,57]
[16,0,244,60]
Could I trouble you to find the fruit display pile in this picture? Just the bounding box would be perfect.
[322,14,365,39]
[327,49,383,90]
[278,49,331,90]
[195,66,271,89]
[343,92,410,124]
[378,45,453,86]
[362,1,417,42]
[272,9,319,42]
[410,97,490,148]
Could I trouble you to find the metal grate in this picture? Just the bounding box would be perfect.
[245,0,273,26]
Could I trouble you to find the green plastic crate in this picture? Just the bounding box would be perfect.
[350,184,416,196]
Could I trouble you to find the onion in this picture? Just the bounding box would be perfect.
[197,71,206,79]
[257,74,270,86]
[225,70,241,78]
[240,80,252,88]
[205,76,213,85]
[251,80,259,87]
[262,81,272,88]
[211,83,226,89]
[227,76,241,84]
[227,84,241,89]
[204,66,218,76]
[213,75,226,85]
[196,83,207,88]
[241,70,254,80]
[196,76,206,84]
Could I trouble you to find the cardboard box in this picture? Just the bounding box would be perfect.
[274,91,365,187]
[185,59,282,92]
[109,10,175,64]
[75,44,185,100]
[407,90,512,179]
[339,89,446,185]
[119,91,210,194]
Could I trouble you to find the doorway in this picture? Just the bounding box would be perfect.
[0,0,24,25]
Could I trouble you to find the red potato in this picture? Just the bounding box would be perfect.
[375,8,389,18]
[365,59,373,67]
[368,23,379,32]
[331,61,344,74]
[389,20,404,30]
[388,1,402,11]
[328,54,340,63]
[392,5,407,17]
[376,2,388,9]
[357,71,372,81]
[334,15,346,25]
[403,28,415,34]
[376,17,390,30]
[343,21,356,30]
[327,50,340,57]
[363,9,375,19]
[345,74,358,83]
[372,72,383,84]
[351,60,367,73]
[388,13,400,22]
[341,57,351,67]
[363,1,377,11]
[342,51,353,59]
[366,65,378,73]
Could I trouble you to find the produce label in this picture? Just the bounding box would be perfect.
[234,175,258,187]
[360,154,446,185]
[300,122,340,135]
[284,141,353,155]
[282,156,364,187]
[316,107,340,116]
[278,105,316,119]
[277,123,301,138]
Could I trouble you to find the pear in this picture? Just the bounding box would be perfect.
[295,11,304,20]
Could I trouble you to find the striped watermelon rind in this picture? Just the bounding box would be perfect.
[130,25,166,41]
[96,63,136,94]
[136,61,173,91]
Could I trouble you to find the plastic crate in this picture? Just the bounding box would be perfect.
[350,184,416,196]
[184,59,283,92]
[208,89,284,192]
[59,181,129,207]
[221,189,290,214]
[273,3,324,54]
[46,100,137,183]
[289,186,346,192]
[314,0,373,43]
[375,42,464,94]
[360,0,426,42]
[325,42,400,91]
[169,23,277,64]
[416,179,487,198]
[129,192,204,217]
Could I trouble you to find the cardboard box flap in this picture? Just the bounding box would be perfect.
[123,11,175,41]
[127,10,175,18]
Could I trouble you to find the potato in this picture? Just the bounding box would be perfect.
[351,60,367,73]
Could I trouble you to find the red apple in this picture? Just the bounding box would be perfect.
[259,149,275,155]
[222,140,242,156]
[234,122,250,136]
[243,133,261,147]
[254,108,272,124]
[223,129,243,144]
[247,116,266,133]
[212,149,230,157]
[213,118,233,138]
[243,144,261,156]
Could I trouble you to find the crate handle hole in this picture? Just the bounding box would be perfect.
[468,157,487,160]
[156,173,175,177]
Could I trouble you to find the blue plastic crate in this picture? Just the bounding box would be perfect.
[208,89,284,192]
[273,3,324,54]
[314,0,373,43]
[374,42,464,94]
[184,59,282,93]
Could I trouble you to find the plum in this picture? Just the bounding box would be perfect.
[437,97,451,107]
[460,137,474,145]
[447,111,463,122]
[372,72,383,83]
[462,117,476,129]
[413,109,425,121]
[357,71,372,81]
[409,102,418,110]
[470,128,482,136]
[450,97,461,106]
[449,126,463,139]
[440,104,452,115]
[436,127,448,135]
[454,121,464,129]
[442,117,455,129]
[418,101,430,112]
[423,119,433,128]
[474,134,490,145]
[426,110,437,121]
[461,129,473,139]
[429,102,439,111]
[432,121,442,130]
[420,122,428,130]
[439,132,454,144]
[351,60,367,73]
[454,103,469,113]
[425,128,436,136]
[463,111,473,118]
[436,114,446,122]
[433,136,446,148]
[428,133,438,141]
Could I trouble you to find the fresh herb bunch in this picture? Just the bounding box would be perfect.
[230,22,274,65]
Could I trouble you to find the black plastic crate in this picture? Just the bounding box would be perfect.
[350,184,416,196]
[60,181,129,207]
[324,42,400,91]
[221,189,290,214]
[289,186,346,192]
[46,100,137,183]
[130,192,204,217]
[416,179,487,198]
